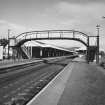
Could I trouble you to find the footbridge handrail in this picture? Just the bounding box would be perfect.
[16,30,89,38]
[15,30,89,47]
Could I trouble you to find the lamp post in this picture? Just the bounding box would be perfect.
[102,16,105,19]
[96,25,100,64]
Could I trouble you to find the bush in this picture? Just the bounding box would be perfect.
[100,56,105,69]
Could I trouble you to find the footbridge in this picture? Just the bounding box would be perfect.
[15,30,88,47]
[10,30,99,64]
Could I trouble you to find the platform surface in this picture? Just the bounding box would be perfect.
[27,57,105,105]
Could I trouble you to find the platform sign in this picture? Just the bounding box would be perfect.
[0,46,3,60]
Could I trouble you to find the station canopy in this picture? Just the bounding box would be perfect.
[24,41,74,52]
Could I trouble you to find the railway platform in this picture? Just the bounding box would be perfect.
[0,56,70,69]
[0,58,42,69]
[27,57,105,105]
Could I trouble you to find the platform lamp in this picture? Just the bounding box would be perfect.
[102,16,105,19]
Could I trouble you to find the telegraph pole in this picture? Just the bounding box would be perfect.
[8,29,10,59]
[96,25,100,64]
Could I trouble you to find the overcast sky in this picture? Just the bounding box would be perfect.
[0,0,105,50]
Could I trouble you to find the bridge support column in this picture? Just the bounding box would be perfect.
[12,47,17,60]
[16,47,22,59]
[88,46,97,62]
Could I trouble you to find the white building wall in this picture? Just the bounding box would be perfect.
[0,46,3,60]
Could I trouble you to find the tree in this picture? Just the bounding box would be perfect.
[0,38,9,47]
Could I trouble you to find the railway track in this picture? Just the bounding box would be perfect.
[0,57,73,105]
